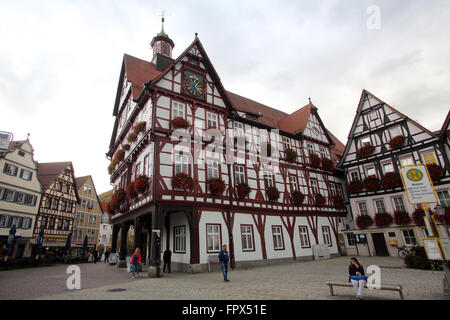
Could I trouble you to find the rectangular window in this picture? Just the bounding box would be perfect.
[207,160,219,179]
[3,163,18,176]
[207,224,221,252]
[24,194,34,206]
[421,151,437,165]
[41,216,48,229]
[264,173,274,188]
[175,153,189,175]
[48,217,55,229]
[399,155,414,167]
[4,189,15,202]
[16,192,24,204]
[322,226,332,246]
[360,136,371,146]
[307,144,314,156]
[366,166,376,177]
[241,225,254,251]
[172,101,185,119]
[0,215,7,227]
[282,137,291,150]
[207,112,218,128]
[349,170,359,182]
[310,179,319,194]
[319,147,326,159]
[235,165,245,184]
[289,175,298,192]
[358,202,369,215]
[57,219,63,230]
[272,226,284,250]
[234,122,244,137]
[347,233,356,246]
[298,226,310,248]
[382,162,394,173]
[174,226,186,253]
[374,199,386,213]
[143,155,149,177]
[389,126,402,138]
[392,196,406,212]
[402,230,417,246]
[329,182,336,196]
[20,169,33,181]
[437,190,450,207]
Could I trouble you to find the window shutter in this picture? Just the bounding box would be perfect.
[3,163,8,173]
[32,196,37,206]
[19,169,24,178]
[2,189,8,200]
[13,166,18,176]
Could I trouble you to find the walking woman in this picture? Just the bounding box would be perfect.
[348,257,367,300]
[130,248,142,279]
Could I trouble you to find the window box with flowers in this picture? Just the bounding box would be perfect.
[412,208,425,226]
[236,183,251,199]
[374,212,393,227]
[356,215,374,229]
[321,158,334,172]
[171,172,194,191]
[134,175,149,194]
[109,195,119,212]
[357,143,375,157]
[309,153,321,169]
[426,163,443,182]
[126,181,138,200]
[122,144,130,151]
[314,193,326,207]
[172,117,190,129]
[332,195,345,210]
[133,121,146,134]
[265,186,280,202]
[381,172,401,189]
[363,175,380,191]
[208,178,226,196]
[284,148,297,163]
[114,188,126,203]
[291,190,305,205]
[388,135,405,150]
[394,210,411,225]
[114,149,125,162]
[348,180,363,194]
[127,132,138,143]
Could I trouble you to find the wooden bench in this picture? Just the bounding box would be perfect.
[326,281,404,300]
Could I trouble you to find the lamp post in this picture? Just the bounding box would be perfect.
[433,204,449,291]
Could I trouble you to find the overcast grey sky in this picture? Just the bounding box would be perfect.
[0,0,449,194]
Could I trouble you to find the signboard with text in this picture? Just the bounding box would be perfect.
[423,238,444,260]
[0,131,13,150]
[399,164,438,205]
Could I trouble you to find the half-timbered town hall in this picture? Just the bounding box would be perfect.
[106,20,348,274]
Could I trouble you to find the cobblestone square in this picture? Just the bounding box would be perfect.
[0,256,448,300]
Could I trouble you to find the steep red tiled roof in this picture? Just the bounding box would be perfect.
[75,176,90,190]
[278,104,314,134]
[37,161,73,190]
[123,54,162,99]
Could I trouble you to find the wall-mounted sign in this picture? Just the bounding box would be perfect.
[0,131,13,150]
[399,164,438,204]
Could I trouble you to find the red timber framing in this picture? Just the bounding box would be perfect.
[280,215,297,260]
[306,215,319,245]
[327,216,341,254]
[251,213,267,260]
[221,211,235,267]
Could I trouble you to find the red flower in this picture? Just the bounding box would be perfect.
[321,158,334,172]
[171,172,194,190]
[394,210,411,225]
[363,175,380,191]
[388,135,405,150]
[433,207,450,224]
[114,188,126,202]
[172,117,190,129]
[356,215,374,229]
[236,183,251,199]
[292,191,305,205]
[134,175,149,194]
[348,180,363,194]
[208,178,226,196]
[309,153,321,168]
[284,148,297,163]
[266,186,280,201]
[357,144,375,157]
[314,194,326,207]
[412,208,425,226]
[332,195,345,209]
[126,182,138,200]
[381,172,401,189]
[374,212,393,227]
[127,132,138,143]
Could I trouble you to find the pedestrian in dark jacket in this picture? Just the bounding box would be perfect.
[93,250,98,264]
[218,244,230,282]
[163,248,172,273]
[104,250,110,264]
[348,257,367,300]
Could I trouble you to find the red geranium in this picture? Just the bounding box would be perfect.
[321,158,334,172]
[109,195,119,211]
[208,178,226,196]
[412,208,425,226]
[114,149,125,162]
[133,121,146,134]
[291,190,305,205]
[266,186,280,201]
[388,135,405,150]
[114,188,126,202]
[309,153,321,169]
[374,212,393,227]
[363,175,380,191]
[126,181,138,200]
[171,172,194,190]
[172,117,190,129]
[356,215,374,229]
[127,132,138,143]
[314,194,326,207]
[348,180,363,194]
[357,144,375,157]
[394,210,411,225]
[332,195,345,210]
[236,183,251,199]
[134,175,149,194]
[381,172,401,189]
[284,148,297,163]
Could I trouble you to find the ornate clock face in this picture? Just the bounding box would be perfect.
[185,71,204,98]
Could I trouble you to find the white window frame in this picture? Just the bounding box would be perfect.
[172,101,185,119]
[358,201,369,215]
[272,226,284,250]
[282,137,291,150]
[392,196,406,212]
[206,112,218,128]
[382,162,394,173]
[235,165,245,185]
[322,226,332,246]
[399,155,414,167]
[389,126,403,138]
[289,176,298,192]
[437,190,450,207]
[207,160,219,179]
[374,199,386,214]
[207,224,221,253]
[299,226,310,248]
[175,153,189,175]
[310,179,319,194]
[402,229,417,246]
[240,225,254,251]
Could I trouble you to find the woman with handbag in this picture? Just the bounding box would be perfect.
[348,257,367,300]
[130,248,142,279]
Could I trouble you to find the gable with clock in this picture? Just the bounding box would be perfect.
[184,70,204,99]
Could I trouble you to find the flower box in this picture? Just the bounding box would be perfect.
[374,212,393,227]
[236,183,251,199]
[171,172,194,190]
[284,148,297,163]
[426,163,443,182]
[127,132,138,143]
[357,143,375,157]
[133,121,146,134]
[356,215,374,229]
[266,186,280,201]
[348,180,363,194]
[309,153,321,169]
[291,190,305,205]
[332,195,345,209]
[321,158,334,172]
[388,135,405,150]
[121,144,130,151]
[363,175,380,191]
[208,178,226,196]
[394,210,411,225]
[172,117,190,129]
[412,208,425,226]
[126,182,138,200]
[134,175,149,194]
[314,194,326,207]
[381,172,401,189]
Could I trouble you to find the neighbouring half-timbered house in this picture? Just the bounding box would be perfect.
[339,90,450,257]
[106,21,348,274]
[33,162,80,255]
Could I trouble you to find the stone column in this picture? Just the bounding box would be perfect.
[117,222,130,268]
[111,224,120,253]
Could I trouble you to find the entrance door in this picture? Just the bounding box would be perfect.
[371,233,389,256]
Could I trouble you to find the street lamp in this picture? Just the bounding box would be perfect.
[434,204,449,238]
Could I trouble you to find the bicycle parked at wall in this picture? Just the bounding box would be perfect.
[396,244,418,258]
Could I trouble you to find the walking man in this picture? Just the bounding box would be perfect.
[218,244,230,282]
[163,248,172,273]
[104,249,110,264]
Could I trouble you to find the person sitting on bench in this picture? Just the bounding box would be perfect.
[349,257,367,300]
